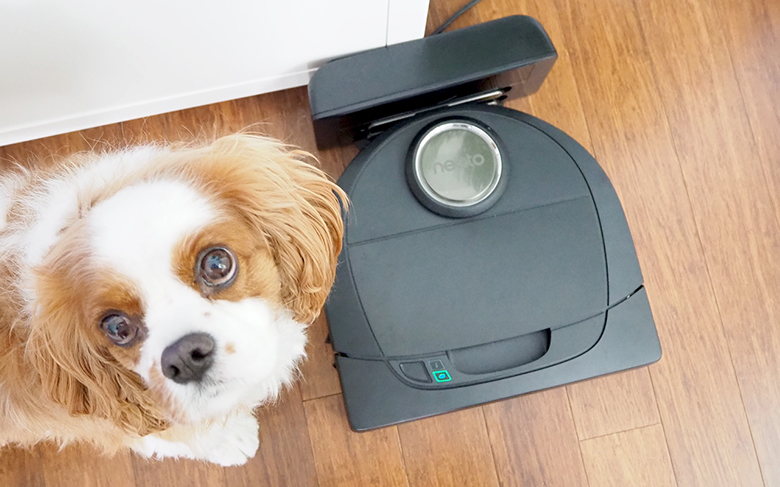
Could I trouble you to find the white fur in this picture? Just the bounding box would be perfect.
[133,409,260,466]
[22,147,165,270]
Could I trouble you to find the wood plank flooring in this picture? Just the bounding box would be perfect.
[1,0,778,484]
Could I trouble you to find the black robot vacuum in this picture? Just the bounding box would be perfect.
[309,16,661,431]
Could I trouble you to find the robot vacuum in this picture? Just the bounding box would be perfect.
[309,16,661,431]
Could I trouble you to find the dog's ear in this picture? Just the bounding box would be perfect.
[26,228,169,436]
[27,324,169,436]
[187,135,347,323]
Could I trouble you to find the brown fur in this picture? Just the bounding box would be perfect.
[172,220,283,306]
[165,136,346,323]
[26,218,170,436]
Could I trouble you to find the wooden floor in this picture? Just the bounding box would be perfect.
[1,0,779,485]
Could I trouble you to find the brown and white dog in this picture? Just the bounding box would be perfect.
[0,134,345,465]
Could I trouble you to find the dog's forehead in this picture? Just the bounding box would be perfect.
[88,179,218,281]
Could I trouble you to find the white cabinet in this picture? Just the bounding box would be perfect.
[0,0,430,146]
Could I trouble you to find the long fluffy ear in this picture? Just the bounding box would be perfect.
[180,134,347,323]
[26,226,169,436]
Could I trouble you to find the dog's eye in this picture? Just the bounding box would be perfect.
[100,313,139,347]
[197,246,238,289]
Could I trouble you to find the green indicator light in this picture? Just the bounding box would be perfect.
[433,370,452,382]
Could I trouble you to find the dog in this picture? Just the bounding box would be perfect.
[0,134,345,466]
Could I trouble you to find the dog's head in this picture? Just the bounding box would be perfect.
[24,135,345,435]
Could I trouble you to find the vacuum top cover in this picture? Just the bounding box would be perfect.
[334,108,610,359]
[327,100,649,356]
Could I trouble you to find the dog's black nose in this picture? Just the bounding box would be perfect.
[161,333,216,384]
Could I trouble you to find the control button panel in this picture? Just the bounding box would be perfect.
[392,355,457,388]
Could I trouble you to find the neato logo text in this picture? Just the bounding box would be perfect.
[432,154,486,175]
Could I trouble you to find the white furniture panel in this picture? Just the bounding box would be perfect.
[0,0,430,146]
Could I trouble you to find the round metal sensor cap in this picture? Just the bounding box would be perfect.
[408,120,505,218]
